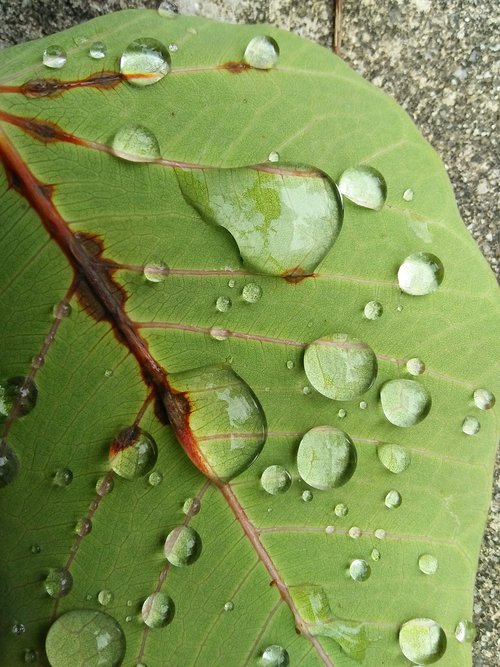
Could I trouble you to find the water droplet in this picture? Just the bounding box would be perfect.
[462,416,480,435]
[89,41,106,59]
[209,326,230,341]
[380,379,431,427]
[398,252,444,296]
[260,644,289,666]
[104,369,113,378]
[337,408,347,419]
[377,444,411,474]
[396,304,403,312]
[224,600,234,612]
[348,526,362,539]
[164,526,202,566]
[268,151,280,163]
[120,38,171,86]
[260,465,292,495]
[0,440,19,487]
[30,543,41,554]
[403,188,414,201]
[228,278,236,288]
[44,568,73,598]
[53,301,72,319]
[157,0,179,17]
[363,300,383,320]
[148,470,163,486]
[23,649,38,663]
[241,282,263,303]
[168,43,178,53]
[32,353,45,369]
[297,426,357,490]
[11,621,25,635]
[406,357,425,376]
[52,467,73,487]
[182,497,201,515]
[374,528,386,539]
[338,165,387,210]
[301,489,313,502]
[125,615,132,623]
[45,610,125,667]
[473,388,495,410]
[304,334,377,401]
[334,502,348,517]
[141,592,175,628]
[454,619,476,643]
[302,385,312,395]
[385,489,402,509]
[43,45,67,69]
[371,548,380,561]
[109,426,158,480]
[243,35,280,70]
[359,400,368,410]
[144,263,168,282]
[349,559,371,582]
[418,553,438,575]
[75,517,92,537]
[112,124,161,162]
[399,618,447,664]
[0,376,38,419]
[85,593,93,602]
[285,360,294,370]
[215,295,232,312]
[98,589,113,606]
[96,475,114,496]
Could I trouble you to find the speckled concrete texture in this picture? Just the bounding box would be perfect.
[0,1,498,664]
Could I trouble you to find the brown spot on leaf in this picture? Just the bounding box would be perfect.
[222,61,251,74]
[20,72,122,98]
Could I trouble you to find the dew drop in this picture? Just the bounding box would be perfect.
[96,475,114,496]
[297,426,357,490]
[454,619,477,643]
[30,543,41,554]
[363,300,383,320]
[148,470,163,486]
[377,444,411,474]
[403,188,414,201]
[182,496,201,516]
[260,644,289,666]
[374,528,386,539]
[380,379,431,427]
[98,589,113,606]
[304,334,377,401]
[112,124,161,162]
[243,35,280,70]
[349,559,371,582]
[216,295,232,312]
[371,548,380,561]
[348,526,362,539]
[302,385,312,395]
[406,357,425,376]
[164,526,202,566]
[104,369,113,378]
[462,416,480,435]
[89,41,106,59]
[473,388,495,411]
[120,38,171,86]
[157,0,179,17]
[0,440,19,488]
[396,304,403,312]
[385,489,402,509]
[260,465,292,495]
[224,600,234,612]
[52,467,73,487]
[43,45,67,69]
[143,263,168,283]
[168,43,178,53]
[0,376,38,419]
[334,502,348,517]
[11,621,25,635]
[241,282,263,303]
[45,610,125,667]
[359,400,368,410]
[228,278,236,288]
[125,615,132,623]
[209,326,230,341]
[75,517,92,537]
[399,618,447,664]
[44,568,73,598]
[301,489,313,502]
[338,165,387,210]
[337,408,347,419]
[398,252,444,296]
[141,592,175,628]
[325,525,335,534]
[23,649,38,663]
[32,354,45,369]
[268,151,280,163]
[418,553,439,575]
[109,426,158,480]
[285,360,294,370]
[53,301,72,319]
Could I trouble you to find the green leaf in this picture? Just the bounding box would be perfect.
[0,9,498,666]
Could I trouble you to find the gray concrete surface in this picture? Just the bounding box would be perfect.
[0,1,498,664]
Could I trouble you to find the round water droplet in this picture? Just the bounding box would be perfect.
[403,188,414,201]
[143,263,168,282]
[0,440,19,487]
[348,526,362,539]
[215,296,232,312]
[385,489,402,509]
[371,548,380,561]
[164,526,202,567]
[260,465,292,495]
[338,165,387,210]
[285,360,294,370]
[148,470,163,486]
[406,357,425,376]
[260,644,289,666]
[0,376,38,419]
[297,426,357,490]
[52,467,73,487]
[157,0,179,17]
[380,379,431,427]
[462,416,480,435]
[337,408,347,419]
[53,302,72,319]
[120,38,171,86]
[377,444,411,474]
[44,568,73,598]
[11,621,25,635]
[304,334,377,401]
[112,124,161,162]
[241,282,263,303]
[224,601,234,612]
[398,252,444,296]
[325,525,335,534]
[141,592,175,628]
[374,528,386,539]
[168,43,178,53]
[45,609,125,667]
[243,35,280,70]
[109,426,158,480]
[301,490,313,502]
[359,400,368,410]
[30,543,41,554]
[399,618,447,664]
[75,517,92,537]
[89,41,106,59]
[334,502,348,517]
[43,45,67,69]
[418,553,438,575]
[23,649,38,663]
[302,385,312,395]
[349,559,371,581]
[98,589,113,606]
[364,300,383,320]
[454,619,476,643]
[473,388,495,411]
[209,326,230,341]
[268,151,280,163]
[96,475,114,496]
[182,496,201,515]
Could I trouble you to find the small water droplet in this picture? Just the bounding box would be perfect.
[260,465,292,495]
[301,489,313,502]
[473,388,495,410]
[44,568,73,598]
[380,379,431,427]
[120,38,171,86]
[370,548,380,561]
[377,444,411,474]
[215,295,232,312]
[374,528,386,539]
[112,124,161,162]
[0,376,38,419]
[241,282,263,303]
[334,502,348,517]
[338,165,387,210]
[89,41,106,59]
[243,35,280,70]
[209,326,230,341]
[144,263,169,283]
[403,188,414,201]
[398,252,444,296]
[297,426,357,490]
[109,426,158,480]
[52,467,73,487]
[85,593,93,601]
[96,475,114,496]
[227,278,236,288]
[104,369,114,378]
[359,400,368,410]
[30,543,41,554]
[268,151,280,163]
[148,470,163,486]
[349,559,371,582]
[23,649,38,663]
[325,525,335,534]
[462,416,480,435]
[98,589,113,606]
[396,304,403,312]
[385,489,402,509]
[53,301,72,319]
[164,526,202,566]
[406,357,425,376]
[260,644,289,666]
[141,592,175,628]
[399,618,447,664]
[157,0,179,17]
[0,440,19,487]
[75,517,92,537]
[285,360,294,370]
[11,621,25,635]
[43,45,67,69]
[337,408,347,419]
[418,553,438,575]
[454,619,477,643]
[348,526,362,539]
[224,601,234,612]
[125,615,132,623]
[182,496,201,515]
[363,300,383,320]
[302,385,312,395]
[168,43,178,52]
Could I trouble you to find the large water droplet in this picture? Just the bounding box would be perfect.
[141,592,175,628]
[418,553,438,575]
[0,376,38,419]
[349,559,371,582]
[380,379,431,427]
[44,568,73,598]
[109,426,158,480]
[45,610,125,667]
[399,618,447,664]
[462,416,480,435]
[241,282,263,303]
[398,252,444,296]
[243,35,280,69]
[473,388,495,410]
[406,357,425,376]
[260,465,292,495]
[304,334,377,401]
[157,0,179,17]
[297,426,357,490]
[164,526,202,566]
[144,263,168,283]
[98,589,113,606]
[112,124,160,162]
[89,41,106,59]
[363,300,383,320]
[43,45,67,69]
[120,38,171,86]
[454,619,476,643]
[338,165,387,210]
[377,444,411,474]
[0,440,19,487]
[260,644,289,666]
[215,295,232,312]
[384,489,402,509]
[52,467,73,487]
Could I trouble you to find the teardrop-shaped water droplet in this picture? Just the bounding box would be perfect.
[297,426,357,490]
[338,165,387,210]
[120,38,171,86]
[157,0,179,17]
[241,282,263,303]
[141,592,175,628]
[399,618,447,664]
[418,553,438,575]
[406,357,425,376]
[43,45,67,69]
[215,295,232,312]
[96,474,114,496]
[260,465,292,495]
[384,489,402,509]
[462,416,480,435]
[75,517,92,537]
[380,379,431,427]
[454,619,476,643]
[109,426,158,480]
[348,526,362,539]
[45,610,125,667]
[164,526,202,566]
[224,600,234,612]
[0,440,19,488]
[52,467,73,487]
[98,589,113,606]
[243,35,280,70]
[44,568,73,598]
[143,263,168,282]
[370,548,380,561]
[260,644,289,666]
[398,252,444,296]
[112,124,160,162]
[304,334,377,401]
[403,188,414,201]
[301,489,313,502]
[89,41,106,59]
[182,496,201,515]
[363,300,383,320]
[349,559,371,582]
[0,376,38,419]
[228,278,236,288]
[377,444,411,474]
[268,151,280,163]
[148,470,163,486]
[473,388,495,410]
[334,502,348,517]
